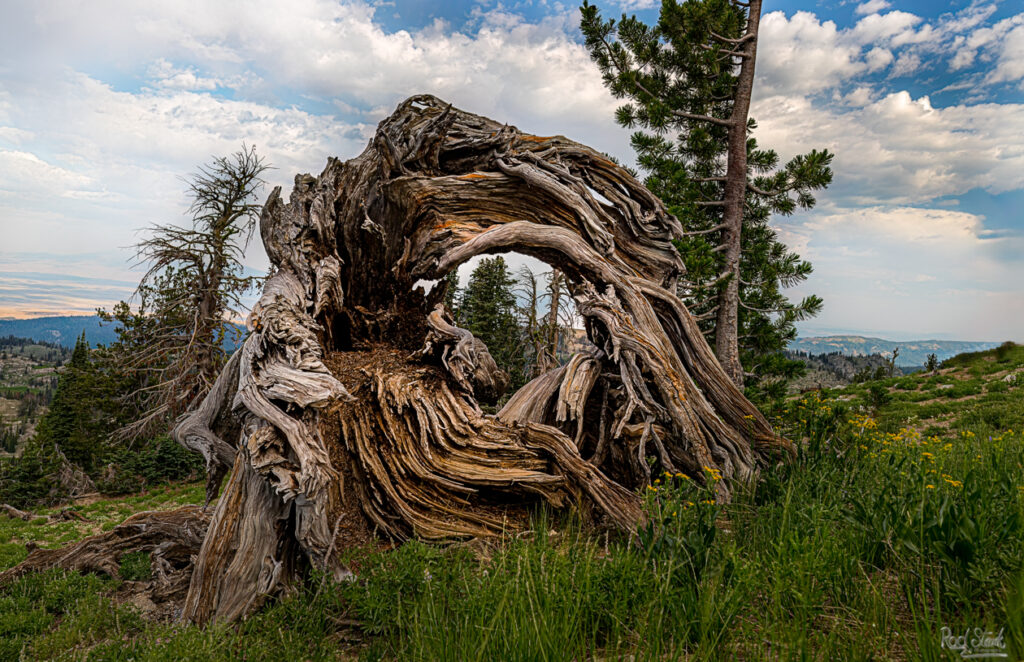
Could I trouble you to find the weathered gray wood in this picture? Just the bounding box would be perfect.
[163,94,791,624]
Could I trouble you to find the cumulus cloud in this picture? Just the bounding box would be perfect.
[855,1,891,17]
[753,91,1024,206]
[890,51,922,77]
[0,0,628,285]
[988,23,1024,85]
[147,59,220,91]
[754,4,1024,99]
[849,10,923,46]
[0,1,619,144]
[864,46,893,73]
[0,150,96,197]
[0,72,374,270]
[756,11,865,96]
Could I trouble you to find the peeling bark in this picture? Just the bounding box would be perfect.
[161,94,791,624]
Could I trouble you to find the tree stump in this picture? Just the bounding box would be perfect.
[171,94,791,624]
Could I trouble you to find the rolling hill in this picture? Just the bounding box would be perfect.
[0,316,246,350]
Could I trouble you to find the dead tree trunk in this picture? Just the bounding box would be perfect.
[168,95,791,624]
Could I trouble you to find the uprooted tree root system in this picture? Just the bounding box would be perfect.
[1,95,791,624]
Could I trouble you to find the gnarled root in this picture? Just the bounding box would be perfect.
[0,506,210,607]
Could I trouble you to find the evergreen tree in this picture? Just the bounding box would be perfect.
[442,270,462,323]
[460,257,525,389]
[32,333,118,472]
[581,0,832,391]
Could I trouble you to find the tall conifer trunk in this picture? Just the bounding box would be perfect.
[715,0,761,387]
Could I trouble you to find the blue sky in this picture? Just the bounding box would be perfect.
[0,0,1022,341]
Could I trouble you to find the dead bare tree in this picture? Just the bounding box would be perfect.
[100,146,268,445]
[8,96,790,625]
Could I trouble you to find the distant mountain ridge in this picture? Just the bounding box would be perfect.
[0,316,120,347]
[790,335,999,367]
[0,315,246,350]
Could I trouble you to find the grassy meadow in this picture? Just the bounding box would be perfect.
[1,346,1022,660]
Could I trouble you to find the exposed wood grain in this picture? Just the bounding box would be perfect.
[160,94,791,624]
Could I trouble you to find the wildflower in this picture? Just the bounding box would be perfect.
[925,484,935,489]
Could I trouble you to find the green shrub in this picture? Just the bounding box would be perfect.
[118,551,152,582]
[996,341,1017,362]
[894,377,916,390]
[987,380,1010,394]
[868,384,891,410]
[96,435,202,495]
[0,440,65,508]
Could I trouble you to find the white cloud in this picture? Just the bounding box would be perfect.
[757,11,865,96]
[842,86,875,106]
[0,73,373,270]
[0,127,35,145]
[855,0,891,17]
[617,0,657,9]
[850,11,923,45]
[864,46,893,72]
[753,91,1024,205]
[0,0,1021,339]
[147,59,220,91]
[950,13,1024,74]
[890,52,922,77]
[787,206,1024,341]
[0,0,629,280]
[0,150,95,196]
[988,23,1024,85]
[1,1,624,158]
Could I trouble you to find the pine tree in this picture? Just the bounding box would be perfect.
[460,257,525,389]
[581,0,832,390]
[442,270,462,323]
[32,333,117,471]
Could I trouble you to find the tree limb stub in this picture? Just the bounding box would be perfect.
[163,94,790,624]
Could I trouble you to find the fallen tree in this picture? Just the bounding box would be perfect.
[6,95,790,624]
[0,506,210,608]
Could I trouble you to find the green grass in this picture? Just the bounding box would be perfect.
[0,345,1022,660]
[0,483,204,570]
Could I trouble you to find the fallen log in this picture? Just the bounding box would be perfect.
[137,95,786,624]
